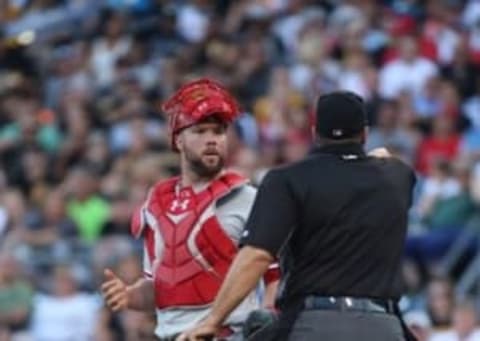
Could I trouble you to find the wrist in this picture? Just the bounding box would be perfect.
[204,313,223,328]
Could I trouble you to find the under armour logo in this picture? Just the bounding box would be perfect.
[170,199,190,212]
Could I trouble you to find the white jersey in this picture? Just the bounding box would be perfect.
[142,184,258,338]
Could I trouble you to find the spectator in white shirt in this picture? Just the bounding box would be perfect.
[379,35,438,99]
[30,265,101,341]
[404,310,433,341]
[430,299,480,341]
[89,11,131,88]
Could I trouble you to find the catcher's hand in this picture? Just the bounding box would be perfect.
[101,268,129,312]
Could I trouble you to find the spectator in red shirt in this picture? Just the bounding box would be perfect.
[416,114,460,175]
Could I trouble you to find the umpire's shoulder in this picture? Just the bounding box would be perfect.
[375,156,417,186]
[258,159,311,189]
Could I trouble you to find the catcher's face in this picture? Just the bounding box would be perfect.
[177,118,228,178]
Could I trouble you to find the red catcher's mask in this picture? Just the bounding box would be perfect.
[162,78,240,151]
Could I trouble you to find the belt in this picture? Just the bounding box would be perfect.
[157,326,234,341]
[157,335,179,341]
[157,334,180,341]
[303,296,396,314]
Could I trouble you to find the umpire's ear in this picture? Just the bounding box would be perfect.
[360,126,369,145]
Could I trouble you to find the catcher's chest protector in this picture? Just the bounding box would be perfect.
[132,172,247,309]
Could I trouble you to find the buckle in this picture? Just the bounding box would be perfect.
[344,297,353,308]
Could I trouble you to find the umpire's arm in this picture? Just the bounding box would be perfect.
[207,245,274,327]
[178,169,297,340]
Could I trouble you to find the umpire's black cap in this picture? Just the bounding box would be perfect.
[315,91,368,140]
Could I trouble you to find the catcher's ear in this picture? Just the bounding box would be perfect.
[174,132,184,152]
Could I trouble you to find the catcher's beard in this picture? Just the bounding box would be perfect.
[184,149,225,179]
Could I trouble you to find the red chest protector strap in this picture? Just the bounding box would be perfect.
[151,172,246,244]
[130,172,246,238]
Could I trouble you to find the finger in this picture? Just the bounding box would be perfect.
[103,287,123,303]
[109,294,126,311]
[104,292,123,307]
[189,332,212,341]
[111,297,127,312]
[104,268,118,280]
[106,291,127,307]
[104,293,120,308]
[104,288,125,305]
[103,283,124,299]
[197,332,215,340]
[177,333,196,341]
[101,279,120,293]
[175,334,187,341]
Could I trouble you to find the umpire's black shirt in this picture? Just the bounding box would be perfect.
[241,143,416,308]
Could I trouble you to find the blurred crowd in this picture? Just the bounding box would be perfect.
[1,0,480,340]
